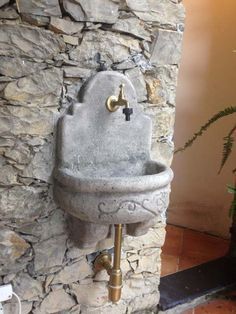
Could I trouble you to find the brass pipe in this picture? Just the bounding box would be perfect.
[113,224,122,269]
[94,224,123,303]
[108,224,123,302]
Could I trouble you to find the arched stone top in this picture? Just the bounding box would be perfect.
[56,71,152,177]
[78,71,137,106]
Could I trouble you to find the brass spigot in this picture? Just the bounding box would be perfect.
[106,84,133,121]
[94,224,123,303]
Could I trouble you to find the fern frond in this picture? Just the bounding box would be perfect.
[228,185,236,194]
[229,199,236,217]
[175,106,236,153]
[218,124,236,173]
[228,184,236,217]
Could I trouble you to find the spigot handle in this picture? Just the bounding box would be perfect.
[123,107,133,121]
[118,84,125,102]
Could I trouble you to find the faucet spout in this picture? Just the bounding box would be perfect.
[106,84,133,121]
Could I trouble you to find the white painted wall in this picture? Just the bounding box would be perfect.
[168,0,236,238]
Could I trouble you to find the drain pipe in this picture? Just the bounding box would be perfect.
[94,224,123,303]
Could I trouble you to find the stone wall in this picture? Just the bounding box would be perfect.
[0,1,185,313]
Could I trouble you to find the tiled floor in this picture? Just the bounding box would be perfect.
[161,224,236,313]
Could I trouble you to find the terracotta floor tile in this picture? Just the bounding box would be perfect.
[161,253,179,276]
[162,224,184,257]
[182,309,194,314]
[194,299,236,313]
[179,229,229,270]
[178,256,210,270]
[161,225,233,312]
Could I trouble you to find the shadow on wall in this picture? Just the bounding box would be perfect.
[169,0,236,238]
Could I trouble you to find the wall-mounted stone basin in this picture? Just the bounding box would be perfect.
[54,71,173,244]
[54,160,173,224]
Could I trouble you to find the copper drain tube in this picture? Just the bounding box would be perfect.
[94,224,123,303]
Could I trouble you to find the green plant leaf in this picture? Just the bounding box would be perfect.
[228,185,236,194]
[175,106,236,154]
[228,184,236,217]
[229,199,236,217]
[218,124,236,174]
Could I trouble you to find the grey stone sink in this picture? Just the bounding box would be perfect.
[54,160,173,224]
[54,71,173,245]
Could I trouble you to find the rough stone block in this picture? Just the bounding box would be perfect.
[22,138,54,183]
[0,0,9,7]
[33,235,67,272]
[3,68,63,107]
[16,210,67,243]
[122,277,158,300]
[51,258,93,284]
[71,282,108,307]
[4,142,32,166]
[0,7,19,19]
[123,226,166,250]
[3,301,32,314]
[12,272,43,301]
[69,30,141,68]
[145,66,178,105]
[127,291,160,313]
[80,302,127,314]
[63,34,79,46]
[63,66,92,78]
[0,24,65,60]
[0,103,57,136]
[49,17,83,35]
[136,248,161,273]
[16,0,61,17]
[150,29,183,65]
[21,13,50,27]
[0,137,15,148]
[151,141,174,166]
[0,186,55,221]
[125,0,185,27]
[0,228,30,263]
[125,67,147,102]
[0,162,18,186]
[35,289,75,314]
[111,16,151,40]
[145,106,175,140]
[63,0,119,24]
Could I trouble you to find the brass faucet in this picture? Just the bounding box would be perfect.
[106,84,133,121]
[94,224,123,303]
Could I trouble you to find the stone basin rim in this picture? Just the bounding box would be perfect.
[54,161,173,193]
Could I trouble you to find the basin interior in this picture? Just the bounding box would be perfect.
[65,160,167,179]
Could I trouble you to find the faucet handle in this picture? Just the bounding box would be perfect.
[123,107,133,121]
[118,84,125,101]
[117,84,129,108]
